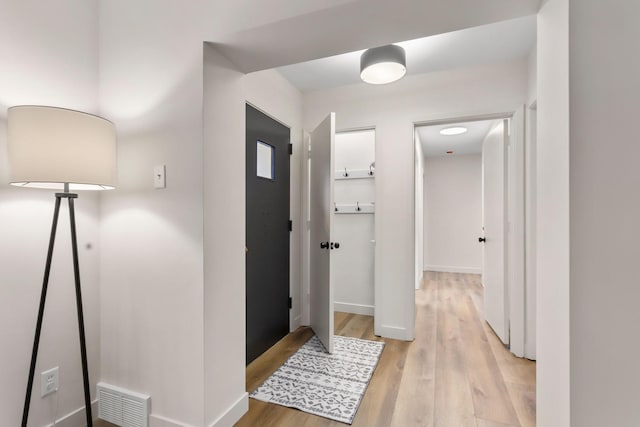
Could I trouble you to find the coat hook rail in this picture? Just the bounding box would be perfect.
[333,202,375,214]
[335,168,374,180]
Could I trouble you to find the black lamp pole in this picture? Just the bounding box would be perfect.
[22,186,93,427]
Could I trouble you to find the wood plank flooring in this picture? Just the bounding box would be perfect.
[236,272,535,427]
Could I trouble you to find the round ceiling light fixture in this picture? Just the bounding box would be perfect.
[439,126,468,136]
[360,44,407,85]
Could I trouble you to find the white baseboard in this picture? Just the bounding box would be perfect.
[376,324,413,341]
[150,414,196,427]
[291,314,302,331]
[148,392,248,427]
[525,341,537,361]
[334,302,375,316]
[209,392,248,427]
[45,399,98,427]
[425,265,482,274]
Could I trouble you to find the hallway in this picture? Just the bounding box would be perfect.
[236,272,535,426]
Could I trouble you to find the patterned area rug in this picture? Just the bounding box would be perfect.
[250,335,385,424]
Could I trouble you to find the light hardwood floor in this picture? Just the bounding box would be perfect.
[236,272,535,427]
[95,272,535,427]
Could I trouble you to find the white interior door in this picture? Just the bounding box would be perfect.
[482,120,509,344]
[309,113,335,353]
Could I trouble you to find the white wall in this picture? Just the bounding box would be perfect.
[0,2,101,426]
[423,154,482,274]
[527,47,538,106]
[569,1,640,425]
[99,6,304,420]
[98,2,208,425]
[303,59,528,341]
[203,45,304,427]
[414,132,425,289]
[537,0,570,424]
[202,45,245,427]
[333,130,375,315]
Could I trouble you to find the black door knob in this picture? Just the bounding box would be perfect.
[320,242,329,249]
[478,237,486,243]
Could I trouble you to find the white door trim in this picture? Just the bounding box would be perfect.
[507,105,527,357]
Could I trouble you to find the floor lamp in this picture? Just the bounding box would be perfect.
[7,106,117,427]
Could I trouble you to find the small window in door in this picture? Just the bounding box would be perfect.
[256,141,275,180]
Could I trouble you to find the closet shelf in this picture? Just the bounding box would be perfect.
[335,168,375,180]
[334,202,375,214]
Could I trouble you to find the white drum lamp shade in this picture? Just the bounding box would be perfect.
[8,106,116,191]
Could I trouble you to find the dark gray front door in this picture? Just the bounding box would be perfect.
[245,104,290,365]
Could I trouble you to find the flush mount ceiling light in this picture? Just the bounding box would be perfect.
[360,44,407,85]
[439,126,468,136]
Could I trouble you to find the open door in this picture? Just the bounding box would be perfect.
[309,113,336,353]
[481,120,509,344]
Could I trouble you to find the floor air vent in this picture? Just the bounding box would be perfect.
[97,382,150,427]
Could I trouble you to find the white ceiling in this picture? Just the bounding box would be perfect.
[277,15,536,92]
[417,119,498,157]
[216,0,540,73]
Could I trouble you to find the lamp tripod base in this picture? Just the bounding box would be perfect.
[22,191,93,427]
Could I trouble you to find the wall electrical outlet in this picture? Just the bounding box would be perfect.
[41,367,59,397]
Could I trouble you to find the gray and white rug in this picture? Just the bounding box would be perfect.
[250,335,385,424]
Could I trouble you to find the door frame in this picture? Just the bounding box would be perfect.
[414,132,424,290]
[245,101,298,333]
[524,100,537,360]
[412,109,530,357]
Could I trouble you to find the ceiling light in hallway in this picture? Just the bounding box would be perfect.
[440,126,468,136]
[360,44,406,84]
